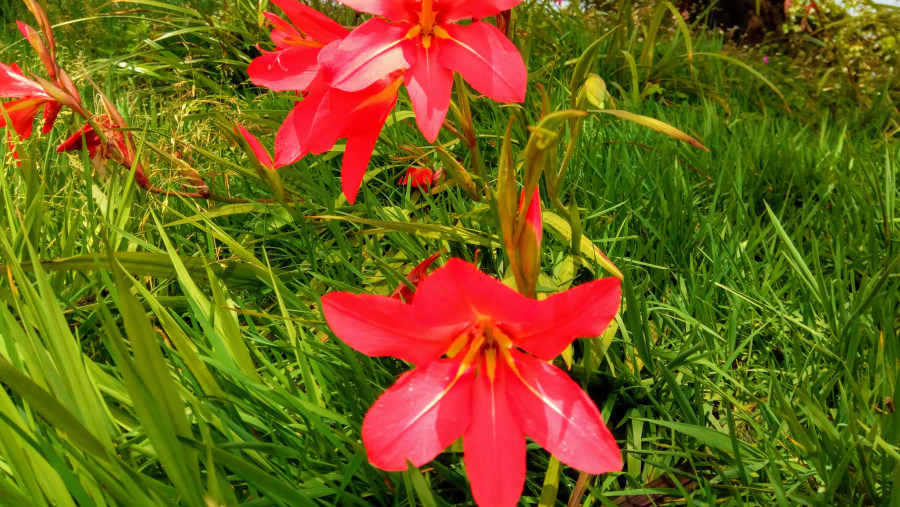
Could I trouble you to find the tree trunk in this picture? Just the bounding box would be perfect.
[677,0,786,43]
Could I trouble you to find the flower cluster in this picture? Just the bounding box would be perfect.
[248,0,527,203]
[2,2,628,505]
[1,5,148,186]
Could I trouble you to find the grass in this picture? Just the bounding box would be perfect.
[0,0,898,505]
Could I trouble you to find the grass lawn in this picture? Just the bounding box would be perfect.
[0,0,897,505]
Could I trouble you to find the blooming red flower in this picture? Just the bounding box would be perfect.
[248,0,402,204]
[397,166,441,190]
[321,259,622,507]
[247,0,348,92]
[329,0,528,142]
[274,70,402,204]
[0,62,60,139]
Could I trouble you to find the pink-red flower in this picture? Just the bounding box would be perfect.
[321,259,622,507]
[56,115,150,189]
[248,0,402,204]
[390,251,443,302]
[0,62,60,140]
[247,0,348,92]
[329,0,527,142]
[397,166,441,190]
[274,72,402,204]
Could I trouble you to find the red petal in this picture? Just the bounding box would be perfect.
[335,0,417,22]
[274,103,310,166]
[0,98,43,139]
[248,45,323,92]
[412,258,539,329]
[234,124,275,170]
[463,363,526,507]
[438,21,526,103]
[404,42,453,143]
[56,123,94,153]
[521,187,542,248]
[511,277,620,360]
[321,292,468,365]
[272,0,348,42]
[506,351,622,474]
[328,18,415,92]
[263,12,304,47]
[0,62,46,98]
[40,100,61,134]
[441,0,524,22]
[340,128,380,204]
[362,359,474,471]
[391,251,442,302]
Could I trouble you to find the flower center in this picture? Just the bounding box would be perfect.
[446,319,516,380]
[408,0,450,49]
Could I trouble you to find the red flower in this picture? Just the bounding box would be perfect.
[390,251,443,302]
[329,0,527,142]
[247,0,348,92]
[397,166,441,189]
[321,259,622,507]
[248,0,402,204]
[0,62,60,139]
[57,117,137,170]
[274,70,402,204]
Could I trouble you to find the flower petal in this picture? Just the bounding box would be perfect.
[362,359,474,471]
[40,100,61,134]
[412,258,538,328]
[521,187,542,248]
[438,21,526,103]
[274,103,309,166]
[56,123,100,155]
[234,124,275,170]
[511,277,621,360]
[248,45,322,92]
[404,43,453,143]
[0,98,43,139]
[0,62,46,98]
[335,0,417,22]
[391,251,443,302]
[507,351,622,474]
[440,0,524,22]
[328,18,415,92]
[321,292,468,365]
[463,363,526,507]
[272,0,348,42]
[340,128,379,204]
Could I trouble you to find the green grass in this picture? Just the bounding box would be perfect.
[0,0,897,505]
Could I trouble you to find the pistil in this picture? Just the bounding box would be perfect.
[418,0,437,48]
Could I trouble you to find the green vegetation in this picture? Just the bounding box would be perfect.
[0,0,897,505]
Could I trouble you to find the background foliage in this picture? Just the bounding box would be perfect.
[0,0,897,505]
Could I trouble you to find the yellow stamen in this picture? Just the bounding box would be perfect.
[490,325,515,349]
[432,25,450,40]
[484,348,497,380]
[455,333,484,377]
[445,331,471,358]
